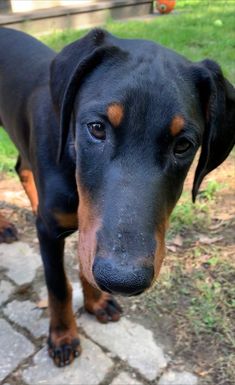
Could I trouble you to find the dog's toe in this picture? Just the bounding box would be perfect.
[87,294,123,323]
[48,337,81,367]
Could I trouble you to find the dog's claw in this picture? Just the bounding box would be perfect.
[86,294,123,323]
[48,336,81,367]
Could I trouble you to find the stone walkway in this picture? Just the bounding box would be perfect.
[0,241,198,385]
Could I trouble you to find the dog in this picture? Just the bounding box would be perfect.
[0,27,234,367]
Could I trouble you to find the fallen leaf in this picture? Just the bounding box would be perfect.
[15,283,31,295]
[36,298,48,309]
[171,234,184,247]
[214,212,234,221]
[197,234,223,244]
[166,244,177,252]
[201,254,211,261]
[194,368,213,377]
[209,221,224,231]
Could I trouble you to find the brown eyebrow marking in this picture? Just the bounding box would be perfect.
[107,103,124,127]
[170,115,185,136]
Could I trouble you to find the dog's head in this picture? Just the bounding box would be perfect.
[50,29,235,295]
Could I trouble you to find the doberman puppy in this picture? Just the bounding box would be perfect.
[0,27,234,367]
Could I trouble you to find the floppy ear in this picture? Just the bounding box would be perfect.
[192,59,235,201]
[50,28,127,162]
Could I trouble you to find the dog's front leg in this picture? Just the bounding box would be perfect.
[36,216,81,367]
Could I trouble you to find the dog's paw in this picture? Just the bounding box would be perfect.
[48,330,81,367]
[0,215,18,243]
[85,293,123,323]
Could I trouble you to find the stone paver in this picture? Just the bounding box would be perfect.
[3,300,48,338]
[0,242,41,285]
[158,370,198,385]
[111,372,143,385]
[22,337,113,385]
[0,319,35,382]
[39,281,84,313]
[79,314,167,381]
[72,282,84,312]
[0,280,14,305]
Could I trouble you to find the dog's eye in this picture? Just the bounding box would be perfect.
[87,122,106,140]
[174,138,192,156]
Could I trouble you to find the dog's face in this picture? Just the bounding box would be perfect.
[50,29,235,295]
[73,55,202,294]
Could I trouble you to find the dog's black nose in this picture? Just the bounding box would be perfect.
[92,257,154,296]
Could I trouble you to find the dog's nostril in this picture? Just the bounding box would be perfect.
[92,257,154,296]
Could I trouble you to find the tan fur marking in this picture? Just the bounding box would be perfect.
[19,169,38,214]
[81,274,111,312]
[80,273,122,322]
[107,103,124,127]
[77,178,101,288]
[170,115,185,136]
[54,212,78,229]
[154,223,167,280]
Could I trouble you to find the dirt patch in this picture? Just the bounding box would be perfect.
[0,154,234,385]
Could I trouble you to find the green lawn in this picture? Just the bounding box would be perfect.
[1,0,234,173]
[0,129,17,174]
[42,0,235,82]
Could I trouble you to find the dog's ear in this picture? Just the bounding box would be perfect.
[192,59,235,201]
[50,29,127,162]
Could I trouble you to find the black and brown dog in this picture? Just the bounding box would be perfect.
[0,27,234,366]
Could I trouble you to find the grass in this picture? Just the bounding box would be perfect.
[199,180,225,201]
[157,249,234,335]
[168,180,224,237]
[0,129,17,175]
[41,0,235,83]
[169,191,209,233]
[145,238,235,384]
